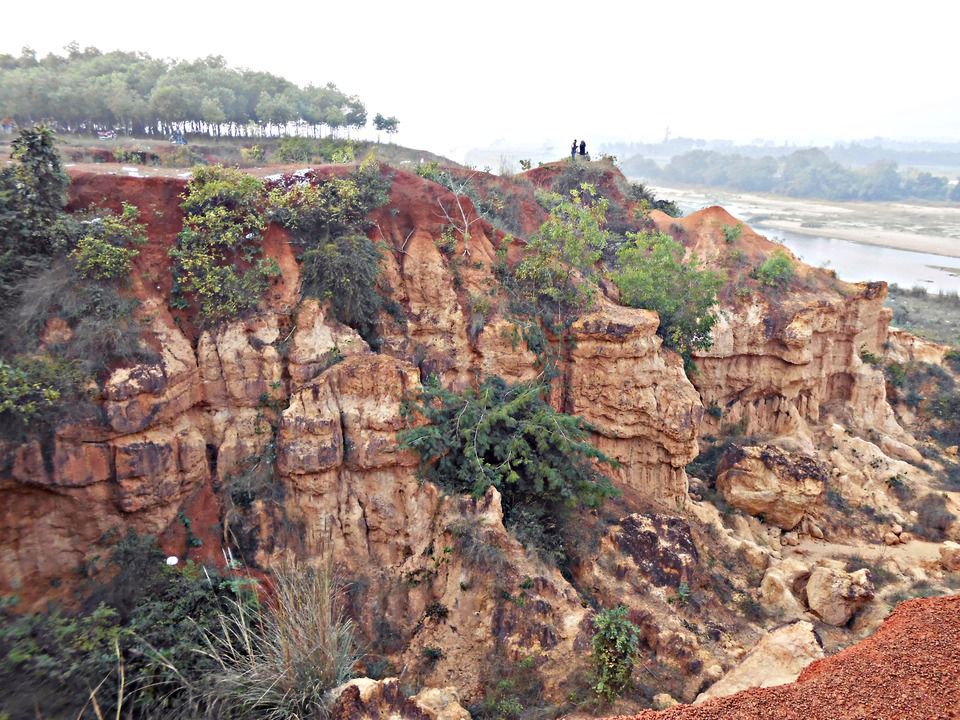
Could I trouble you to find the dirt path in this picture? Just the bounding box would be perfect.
[782,536,944,569]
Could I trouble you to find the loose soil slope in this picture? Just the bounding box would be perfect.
[618,595,960,720]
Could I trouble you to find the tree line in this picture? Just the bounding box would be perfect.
[0,44,397,140]
[622,148,960,202]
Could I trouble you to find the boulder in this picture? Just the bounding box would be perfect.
[696,621,824,703]
[940,541,960,572]
[412,687,472,720]
[805,567,875,626]
[716,445,826,529]
[652,693,680,710]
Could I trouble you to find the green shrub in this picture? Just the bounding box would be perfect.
[0,534,249,720]
[69,202,146,280]
[513,183,609,329]
[721,223,743,244]
[170,166,280,322]
[613,229,724,366]
[400,376,616,561]
[753,250,795,288]
[0,125,69,303]
[301,232,383,345]
[276,137,315,162]
[240,145,266,163]
[0,355,87,440]
[269,159,392,345]
[591,605,640,701]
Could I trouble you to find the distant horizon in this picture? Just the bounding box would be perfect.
[2,0,957,163]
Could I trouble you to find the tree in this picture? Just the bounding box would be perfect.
[613,229,724,366]
[373,113,399,142]
[400,375,616,561]
[514,183,610,330]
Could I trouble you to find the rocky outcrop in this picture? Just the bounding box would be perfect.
[567,302,702,501]
[695,621,824,703]
[715,445,826,529]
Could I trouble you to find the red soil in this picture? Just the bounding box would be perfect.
[615,595,960,720]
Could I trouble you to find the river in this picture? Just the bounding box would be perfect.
[648,184,960,294]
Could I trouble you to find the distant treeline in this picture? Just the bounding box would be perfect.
[0,45,373,138]
[622,148,960,202]
[603,138,960,169]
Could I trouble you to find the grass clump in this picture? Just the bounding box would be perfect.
[195,561,360,720]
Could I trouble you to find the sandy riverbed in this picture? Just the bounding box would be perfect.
[648,183,960,259]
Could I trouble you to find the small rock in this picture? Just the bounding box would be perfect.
[883,531,901,546]
[891,512,906,525]
[940,541,960,571]
[705,664,724,682]
[783,531,800,546]
[899,531,912,543]
[946,445,959,457]
[891,523,904,536]
[652,693,679,710]
[809,523,825,540]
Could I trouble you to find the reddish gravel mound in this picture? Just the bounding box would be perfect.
[616,595,960,720]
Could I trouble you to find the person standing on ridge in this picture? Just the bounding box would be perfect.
[571,139,577,160]
[579,139,587,157]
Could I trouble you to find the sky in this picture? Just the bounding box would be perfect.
[2,0,958,160]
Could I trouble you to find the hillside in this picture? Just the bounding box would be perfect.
[1,139,959,719]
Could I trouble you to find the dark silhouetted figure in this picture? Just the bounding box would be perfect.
[571,139,577,160]
[579,140,586,156]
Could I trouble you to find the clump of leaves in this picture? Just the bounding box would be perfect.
[613,229,724,367]
[400,375,616,560]
[269,158,392,345]
[514,183,608,318]
[69,202,147,280]
[169,165,280,322]
[591,605,640,701]
[753,250,795,288]
[0,355,87,440]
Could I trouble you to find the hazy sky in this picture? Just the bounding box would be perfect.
[2,0,957,159]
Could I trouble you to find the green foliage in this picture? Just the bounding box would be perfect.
[373,113,399,138]
[591,605,640,701]
[0,47,368,139]
[721,223,743,244]
[0,534,250,720]
[0,125,70,302]
[276,137,315,162]
[613,230,724,365]
[634,147,957,202]
[753,250,795,288]
[240,145,266,163]
[170,166,280,322]
[270,159,392,345]
[69,202,146,280]
[513,183,609,329]
[401,376,616,560]
[0,355,86,440]
[301,232,383,345]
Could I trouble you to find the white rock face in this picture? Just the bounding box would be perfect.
[696,621,824,703]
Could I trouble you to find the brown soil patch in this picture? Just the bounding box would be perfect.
[614,594,960,720]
